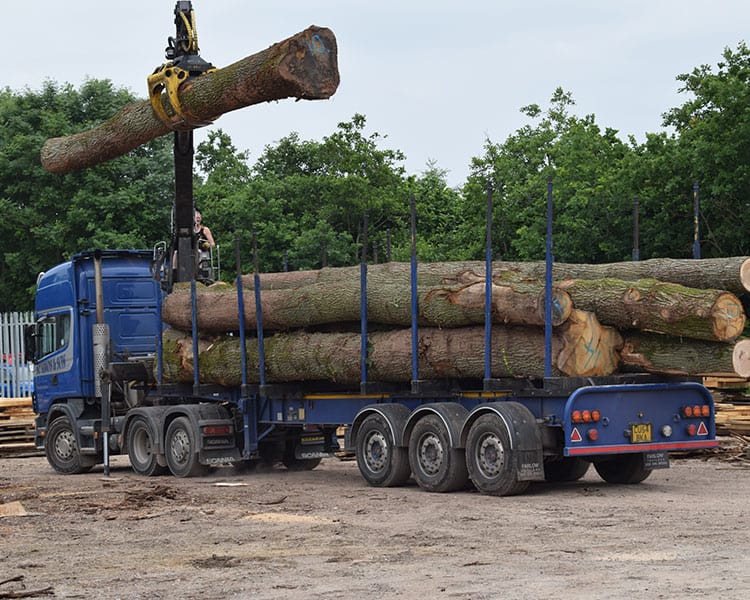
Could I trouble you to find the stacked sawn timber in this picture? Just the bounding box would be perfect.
[0,397,36,456]
[159,257,750,387]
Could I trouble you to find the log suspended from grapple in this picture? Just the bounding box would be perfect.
[40,26,339,174]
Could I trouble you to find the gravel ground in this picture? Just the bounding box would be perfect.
[1,446,749,599]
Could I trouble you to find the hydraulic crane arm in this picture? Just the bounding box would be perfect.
[149,1,215,287]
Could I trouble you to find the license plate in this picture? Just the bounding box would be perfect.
[631,423,652,443]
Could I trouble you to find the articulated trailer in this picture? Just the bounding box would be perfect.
[25,248,719,496]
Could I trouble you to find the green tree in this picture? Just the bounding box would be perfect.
[662,42,750,256]
[0,80,173,309]
[463,88,634,263]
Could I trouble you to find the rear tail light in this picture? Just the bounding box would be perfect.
[686,424,697,436]
[587,429,599,441]
[683,406,693,417]
[572,409,601,423]
[701,405,710,418]
[202,424,232,435]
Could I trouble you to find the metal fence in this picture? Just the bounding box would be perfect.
[0,312,34,398]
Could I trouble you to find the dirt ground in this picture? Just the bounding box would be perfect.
[1,444,749,600]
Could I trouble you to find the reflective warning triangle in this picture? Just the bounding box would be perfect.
[570,427,583,443]
[697,421,708,436]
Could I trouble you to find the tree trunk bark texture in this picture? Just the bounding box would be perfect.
[246,257,750,296]
[163,279,573,332]
[620,332,736,376]
[160,309,621,385]
[558,278,745,342]
[41,26,339,173]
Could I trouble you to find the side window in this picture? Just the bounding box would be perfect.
[38,311,71,360]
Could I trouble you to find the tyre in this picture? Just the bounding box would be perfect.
[282,438,323,471]
[165,416,208,477]
[465,414,529,496]
[408,414,468,492]
[45,416,95,475]
[127,417,168,477]
[355,414,411,487]
[594,453,653,484]
[544,457,590,482]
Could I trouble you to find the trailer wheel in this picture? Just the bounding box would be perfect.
[355,414,411,487]
[544,457,590,482]
[45,416,95,475]
[594,453,652,484]
[165,416,208,477]
[465,414,529,496]
[127,417,168,477]
[408,414,468,492]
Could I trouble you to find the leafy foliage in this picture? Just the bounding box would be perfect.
[4,42,750,310]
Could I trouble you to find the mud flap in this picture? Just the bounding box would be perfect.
[643,451,670,470]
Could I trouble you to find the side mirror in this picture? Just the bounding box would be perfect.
[23,323,38,364]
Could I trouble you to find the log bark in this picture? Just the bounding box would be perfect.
[160,310,621,385]
[40,26,339,173]
[246,257,750,295]
[620,332,737,376]
[558,278,745,342]
[163,279,572,332]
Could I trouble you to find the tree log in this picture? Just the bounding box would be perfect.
[247,257,750,295]
[557,278,745,342]
[163,279,572,332]
[731,339,750,377]
[620,332,737,376]
[40,26,339,173]
[160,310,621,385]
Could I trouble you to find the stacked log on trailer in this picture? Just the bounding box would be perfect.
[159,256,750,387]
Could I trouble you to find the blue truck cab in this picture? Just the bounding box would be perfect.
[27,249,720,495]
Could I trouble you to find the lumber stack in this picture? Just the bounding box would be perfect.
[0,397,37,456]
[159,257,750,386]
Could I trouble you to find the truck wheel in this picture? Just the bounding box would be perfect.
[465,414,529,496]
[594,453,652,484]
[45,416,95,475]
[544,457,590,482]
[282,456,322,471]
[355,414,411,487]
[127,417,168,477]
[165,416,208,477]
[408,414,468,492]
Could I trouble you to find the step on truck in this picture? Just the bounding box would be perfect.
[24,247,720,496]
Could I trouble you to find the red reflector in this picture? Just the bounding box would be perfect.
[572,410,582,423]
[686,424,697,436]
[587,428,599,441]
[701,405,710,418]
[202,425,231,435]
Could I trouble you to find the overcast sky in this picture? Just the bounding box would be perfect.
[4,1,750,186]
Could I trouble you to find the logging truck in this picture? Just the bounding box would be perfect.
[25,2,719,495]
[24,248,720,496]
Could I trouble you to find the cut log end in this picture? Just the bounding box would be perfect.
[732,339,750,378]
[712,293,747,342]
[741,258,750,293]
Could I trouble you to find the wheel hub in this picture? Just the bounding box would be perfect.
[418,433,444,475]
[170,429,190,464]
[476,433,505,477]
[365,432,388,472]
[54,430,76,460]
